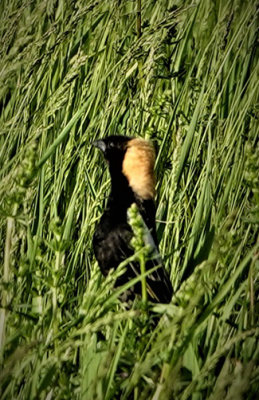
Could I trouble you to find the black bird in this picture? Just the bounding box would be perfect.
[92,135,173,303]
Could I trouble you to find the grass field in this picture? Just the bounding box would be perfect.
[0,0,258,399]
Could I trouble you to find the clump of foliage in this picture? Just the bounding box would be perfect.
[0,0,258,399]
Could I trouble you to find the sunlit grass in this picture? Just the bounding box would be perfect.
[0,0,258,399]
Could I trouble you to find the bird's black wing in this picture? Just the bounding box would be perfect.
[134,214,173,303]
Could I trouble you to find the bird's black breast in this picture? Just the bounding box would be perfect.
[93,212,134,277]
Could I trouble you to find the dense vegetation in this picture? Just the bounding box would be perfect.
[0,0,258,398]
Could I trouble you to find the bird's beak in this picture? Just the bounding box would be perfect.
[92,139,106,153]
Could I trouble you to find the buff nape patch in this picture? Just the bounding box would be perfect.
[122,138,156,199]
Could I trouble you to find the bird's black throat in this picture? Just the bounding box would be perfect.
[107,166,135,222]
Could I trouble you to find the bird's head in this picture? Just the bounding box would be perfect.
[93,135,156,200]
[92,135,130,162]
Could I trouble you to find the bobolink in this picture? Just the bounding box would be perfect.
[92,135,172,303]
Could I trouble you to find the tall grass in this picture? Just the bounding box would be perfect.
[0,0,258,399]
